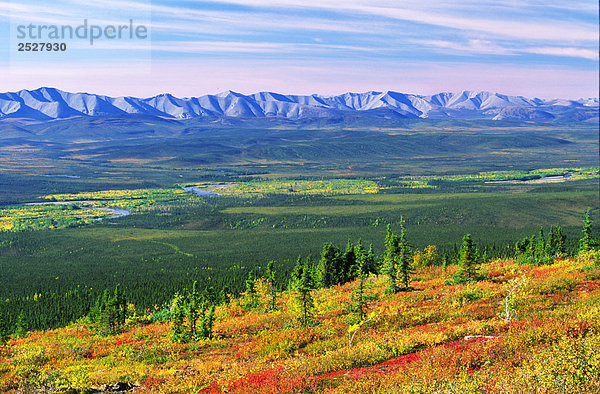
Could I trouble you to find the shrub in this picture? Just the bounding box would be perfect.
[521,334,600,393]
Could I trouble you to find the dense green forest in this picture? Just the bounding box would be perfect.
[0,182,597,332]
[0,119,598,333]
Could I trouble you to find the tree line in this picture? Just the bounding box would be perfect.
[0,210,597,342]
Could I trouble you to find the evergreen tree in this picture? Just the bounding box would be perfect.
[342,240,357,283]
[90,285,127,335]
[366,243,377,275]
[382,224,400,293]
[535,227,546,262]
[296,259,315,327]
[396,217,413,290]
[244,271,258,308]
[555,225,566,255]
[458,234,479,280]
[290,255,304,290]
[580,209,594,253]
[526,235,536,258]
[316,243,341,288]
[0,301,10,344]
[515,237,530,255]
[265,260,278,311]
[170,292,186,342]
[199,304,216,339]
[352,239,372,321]
[14,311,28,338]
[546,225,557,256]
[481,248,488,263]
[188,281,201,337]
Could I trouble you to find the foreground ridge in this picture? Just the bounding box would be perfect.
[1,253,599,392]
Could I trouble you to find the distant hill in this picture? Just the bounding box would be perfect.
[1,87,597,122]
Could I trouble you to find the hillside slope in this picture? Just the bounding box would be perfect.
[1,253,599,393]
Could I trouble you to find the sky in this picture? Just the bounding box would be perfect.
[0,0,598,99]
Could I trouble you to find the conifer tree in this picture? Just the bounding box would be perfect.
[382,224,400,293]
[579,209,594,253]
[458,234,479,280]
[290,255,304,290]
[296,259,315,327]
[396,217,413,290]
[526,235,536,258]
[555,225,566,255]
[366,243,377,275]
[352,239,373,321]
[244,271,258,308]
[316,243,341,288]
[188,281,201,337]
[515,237,530,255]
[0,301,10,344]
[14,311,28,338]
[199,304,216,339]
[535,227,546,262]
[546,225,557,256]
[265,260,278,311]
[91,285,127,335]
[343,240,357,283]
[170,292,186,342]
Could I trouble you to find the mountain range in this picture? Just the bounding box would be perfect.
[0,87,598,122]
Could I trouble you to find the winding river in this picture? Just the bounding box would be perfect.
[23,201,131,221]
[182,185,222,196]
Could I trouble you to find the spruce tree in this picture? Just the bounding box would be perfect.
[244,271,258,308]
[200,304,216,339]
[91,286,127,335]
[396,217,413,290]
[188,281,201,337]
[555,225,566,255]
[579,209,594,253]
[296,260,315,327]
[14,311,28,338]
[352,239,372,321]
[170,292,186,342]
[382,224,400,293]
[265,260,278,311]
[0,301,10,344]
[366,243,377,275]
[290,255,304,290]
[458,234,479,280]
[343,240,357,283]
[316,243,341,288]
[546,225,557,256]
[535,227,546,262]
[526,235,536,259]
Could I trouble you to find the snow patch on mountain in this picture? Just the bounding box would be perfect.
[0,88,596,122]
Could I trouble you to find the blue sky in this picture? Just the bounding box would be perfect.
[0,0,598,98]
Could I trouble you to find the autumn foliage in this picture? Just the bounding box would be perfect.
[1,252,599,393]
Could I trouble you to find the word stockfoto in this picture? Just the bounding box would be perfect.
[15,19,148,45]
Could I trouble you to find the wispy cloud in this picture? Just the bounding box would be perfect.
[525,47,598,61]
[1,0,597,98]
[415,40,598,61]
[186,0,598,42]
[80,40,378,55]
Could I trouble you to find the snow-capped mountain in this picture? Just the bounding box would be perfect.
[0,88,597,122]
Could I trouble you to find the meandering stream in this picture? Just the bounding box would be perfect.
[23,201,131,221]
